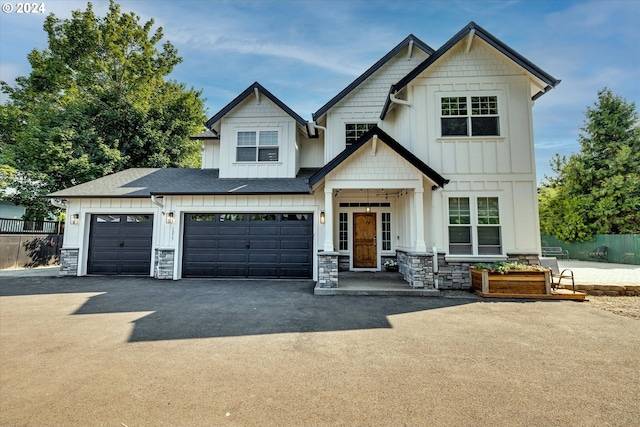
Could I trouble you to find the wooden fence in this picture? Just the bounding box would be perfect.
[0,219,64,269]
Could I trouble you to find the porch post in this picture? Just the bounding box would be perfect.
[323,187,335,251]
[414,188,427,252]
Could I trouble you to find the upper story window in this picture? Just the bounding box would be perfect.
[236,130,279,162]
[345,123,376,146]
[441,96,499,137]
[448,196,502,256]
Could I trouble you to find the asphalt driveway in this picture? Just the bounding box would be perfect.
[1,273,639,426]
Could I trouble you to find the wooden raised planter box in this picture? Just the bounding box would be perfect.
[470,267,551,296]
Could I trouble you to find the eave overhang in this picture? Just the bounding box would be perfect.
[380,21,561,120]
[205,82,309,136]
[312,34,434,122]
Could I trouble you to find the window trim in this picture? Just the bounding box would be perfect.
[446,195,503,257]
[437,93,504,140]
[345,122,377,146]
[235,129,280,163]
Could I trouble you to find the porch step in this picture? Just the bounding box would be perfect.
[315,271,441,297]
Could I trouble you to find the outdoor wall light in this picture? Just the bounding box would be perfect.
[320,211,325,224]
[71,213,80,225]
[167,212,175,224]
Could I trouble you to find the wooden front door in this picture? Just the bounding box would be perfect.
[353,213,377,268]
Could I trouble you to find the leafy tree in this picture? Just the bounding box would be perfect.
[539,88,640,241]
[0,0,205,219]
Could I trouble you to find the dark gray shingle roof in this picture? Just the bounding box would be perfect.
[47,168,317,198]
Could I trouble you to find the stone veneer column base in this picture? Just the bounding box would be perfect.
[59,248,79,276]
[154,249,175,280]
[317,251,339,288]
[397,250,434,289]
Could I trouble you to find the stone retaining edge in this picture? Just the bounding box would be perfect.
[566,284,640,296]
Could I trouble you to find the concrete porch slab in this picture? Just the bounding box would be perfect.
[314,271,441,296]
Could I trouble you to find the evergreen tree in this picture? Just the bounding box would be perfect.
[539,88,640,241]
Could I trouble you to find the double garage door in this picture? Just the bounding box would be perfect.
[182,213,313,278]
[88,212,313,278]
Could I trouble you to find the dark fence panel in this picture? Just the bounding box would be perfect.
[0,234,62,269]
[0,218,64,234]
[541,234,640,265]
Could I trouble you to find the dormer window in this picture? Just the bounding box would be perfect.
[441,96,499,137]
[236,130,279,162]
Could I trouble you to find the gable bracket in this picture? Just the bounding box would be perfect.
[254,87,260,104]
[465,29,475,54]
[371,134,378,156]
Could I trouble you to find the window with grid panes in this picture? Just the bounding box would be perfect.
[382,213,391,251]
[448,197,502,255]
[441,96,499,137]
[339,213,348,250]
[236,130,279,162]
[345,123,376,146]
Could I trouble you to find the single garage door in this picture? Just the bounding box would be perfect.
[182,213,313,278]
[88,214,153,275]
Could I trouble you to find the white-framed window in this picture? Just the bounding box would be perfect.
[382,212,391,251]
[339,212,349,251]
[441,95,499,137]
[448,196,502,255]
[345,123,376,146]
[236,130,279,162]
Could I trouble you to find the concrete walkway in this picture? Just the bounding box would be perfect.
[558,260,640,286]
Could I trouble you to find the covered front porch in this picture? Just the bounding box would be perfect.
[308,126,449,292]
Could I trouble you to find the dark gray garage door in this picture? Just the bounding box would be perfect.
[88,214,153,275]
[182,213,313,278]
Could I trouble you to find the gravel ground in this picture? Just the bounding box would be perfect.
[587,295,640,320]
[441,290,640,320]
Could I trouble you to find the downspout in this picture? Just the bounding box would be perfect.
[50,198,67,209]
[312,123,327,133]
[389,91,413,108]
[432,245,439,290]
[151,195,164,214]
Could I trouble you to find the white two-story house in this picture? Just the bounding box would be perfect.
[50,22,559,290]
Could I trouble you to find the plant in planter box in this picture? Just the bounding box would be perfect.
[470,262,549,295]
[384,260,399,272]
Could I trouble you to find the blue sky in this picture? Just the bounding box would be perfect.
[1,0,638,182]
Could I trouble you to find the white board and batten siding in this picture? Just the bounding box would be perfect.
[218,95,300,179]
[389,37,542,255]
[323,45,428,162]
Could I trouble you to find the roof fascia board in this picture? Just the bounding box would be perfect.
[205,82,308,131]
[309,126,448,188]
[381,22,561,120]
[312,35,434,121]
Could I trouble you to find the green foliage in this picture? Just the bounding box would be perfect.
[473,262,546,274]
[539,88,640,242]
[0,0,205,219]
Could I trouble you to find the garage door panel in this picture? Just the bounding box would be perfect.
[250,226,278,235]
[182,213,312,278]
[280,226,311,236]
[217,239,248,250]
[249,240,278,250]
[281,240,311,250]
[88,214,153,276]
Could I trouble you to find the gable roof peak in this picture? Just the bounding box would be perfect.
[380,21,561,119]
[205,81,307,133]
[312,34,434,121]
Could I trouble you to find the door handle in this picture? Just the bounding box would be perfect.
[119,241,125,247]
